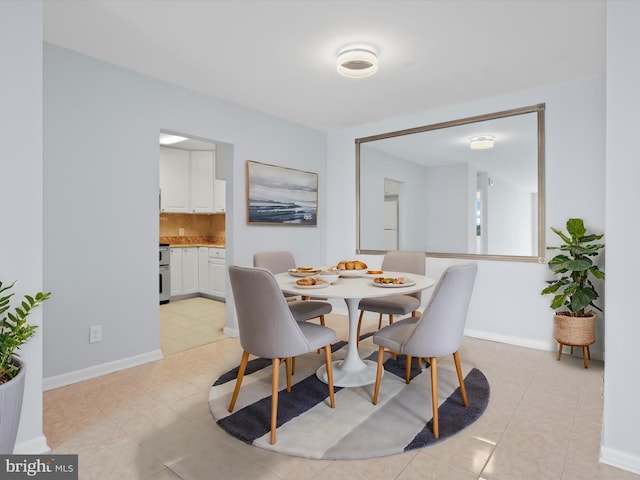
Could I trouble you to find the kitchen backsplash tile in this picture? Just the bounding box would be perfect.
[160,213,225,246]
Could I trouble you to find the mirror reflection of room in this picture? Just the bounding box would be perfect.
[358,104,544,260]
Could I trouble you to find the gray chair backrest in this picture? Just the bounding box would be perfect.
[404,263,478,357]
[381,251,426,301]
[254,251,296,275]
[228,266,311,358]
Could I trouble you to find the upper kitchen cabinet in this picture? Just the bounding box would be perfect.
[213,176,226,213]
[190,150,215,213]
[160,146,225,213]
[159,147,190,212]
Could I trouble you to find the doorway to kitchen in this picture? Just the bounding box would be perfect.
[158,130,231,355]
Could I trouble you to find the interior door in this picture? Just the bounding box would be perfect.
[383,196,399,250]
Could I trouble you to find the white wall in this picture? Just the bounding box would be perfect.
[359,146,429,251]
[327,76,606,353]
[425,163,472,253]
[0,1,47,453]
[487,178,533,256]
[42,44,327,379]
[601,1,640,473]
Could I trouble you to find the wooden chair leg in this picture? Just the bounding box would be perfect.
[357,310,365,346]
[292,357,296,375]
[389,314,394,325]
[583,346,589,368]
[377,313,383,329]
[228,351,249,412]
[372,346,385,405]
[557,342,563,360]
[453,351,468,407]
[285,357,292,392]
[270,358,280,444]
[430,357,439,439]
[411,310,418,317]
[324,345,336,408]
[405,355,412,384]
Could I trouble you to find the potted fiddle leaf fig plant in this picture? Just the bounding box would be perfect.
[0,280,50,453]
[541,218,604,368]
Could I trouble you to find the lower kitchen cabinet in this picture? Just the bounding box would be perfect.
[198,248,226,298]
[170,247,199,297]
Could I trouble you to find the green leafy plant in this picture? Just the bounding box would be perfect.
[0,280,50,384]
[541,218,605,317]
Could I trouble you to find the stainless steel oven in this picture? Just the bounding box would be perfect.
[159,243,170,304]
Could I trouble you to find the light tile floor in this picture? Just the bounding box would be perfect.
[44,312,639,480]
[160,297,227,355]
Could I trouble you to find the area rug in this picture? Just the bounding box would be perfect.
[208,338,489,460]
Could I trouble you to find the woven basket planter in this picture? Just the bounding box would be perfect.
[553,312,596,368]
[553,312,596,346]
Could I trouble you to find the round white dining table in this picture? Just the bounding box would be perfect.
[275,271,435,387]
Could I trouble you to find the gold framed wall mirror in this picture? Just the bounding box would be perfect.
[356,104,545,262]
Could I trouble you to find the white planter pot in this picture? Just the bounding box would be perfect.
[0,358,26,453]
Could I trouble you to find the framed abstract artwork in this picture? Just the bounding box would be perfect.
[246,160,318,225]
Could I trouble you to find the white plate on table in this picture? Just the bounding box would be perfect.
[371,278,416,288]
[294,281,330,289]
[288,269,321,277]
[337,269,367,278]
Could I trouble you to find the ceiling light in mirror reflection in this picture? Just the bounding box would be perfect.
[469,135,494,149]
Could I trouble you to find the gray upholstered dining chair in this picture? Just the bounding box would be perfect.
[227,266,336,445]
[357,251,426,342]
[371,263,478,439]
[254,251,331,326]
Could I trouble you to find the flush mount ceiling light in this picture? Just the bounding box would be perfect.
[337,47,378,78]
[469,135,494,150]
[159,133,188,145]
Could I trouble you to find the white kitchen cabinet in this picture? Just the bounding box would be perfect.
[160,147,219,213]
[190,151,215,213]
[213,177,226,213]
[209,248,226,298]
[170,247,199,296]
[182,247,199,294]
[160,147,190,213]
[198,247,210,294]
[170,248,183,296]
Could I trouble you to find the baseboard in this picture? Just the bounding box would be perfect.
[601,446,640,475]
[464,328,553,352]
[464,328,604,361]
[223,326,239,337]
[43,349,164,391]
[14,435,50,454]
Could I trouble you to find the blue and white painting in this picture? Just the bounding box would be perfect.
[246,161,318,225]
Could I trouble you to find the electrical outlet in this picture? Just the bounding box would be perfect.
[179,228,185,236]
[89,325,102,343]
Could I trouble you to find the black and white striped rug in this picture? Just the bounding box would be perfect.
[209,339,489,459]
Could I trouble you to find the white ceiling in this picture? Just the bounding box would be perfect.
[42,0,606,132]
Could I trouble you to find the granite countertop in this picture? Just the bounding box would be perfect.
[160,236,225,248]
[169,243,225,248]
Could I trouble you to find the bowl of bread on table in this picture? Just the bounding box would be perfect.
[336,260,368,277]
